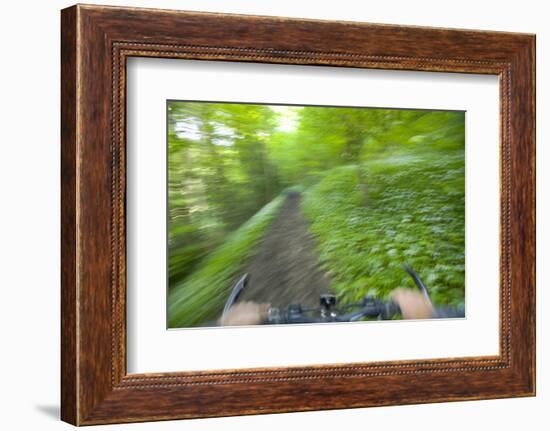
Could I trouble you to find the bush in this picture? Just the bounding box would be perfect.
[302,149,465,308]
[168,196,284,328]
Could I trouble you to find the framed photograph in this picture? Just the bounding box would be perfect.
[61,4,535,425]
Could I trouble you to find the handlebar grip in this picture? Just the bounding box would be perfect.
[381,300,401,319]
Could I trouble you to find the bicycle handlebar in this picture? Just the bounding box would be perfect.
[265,296,401,325]
[222,265,447,325]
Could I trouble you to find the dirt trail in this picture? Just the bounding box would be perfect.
[238,192,331,309]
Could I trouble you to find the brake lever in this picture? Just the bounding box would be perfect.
[403,264,432,305]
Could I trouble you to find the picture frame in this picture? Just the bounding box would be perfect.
[60,4,535,425]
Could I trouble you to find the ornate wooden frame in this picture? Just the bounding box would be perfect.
[61,4,535,425]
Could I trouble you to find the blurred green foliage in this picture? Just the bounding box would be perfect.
[167,102,280,287]
[168,196,284,327]
[302,152,465,307]
[167,101,465,328]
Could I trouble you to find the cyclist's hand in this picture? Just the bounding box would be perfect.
[390,288,434,319]
[219,302,270,326]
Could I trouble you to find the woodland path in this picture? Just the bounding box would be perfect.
[238,192,331,309]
